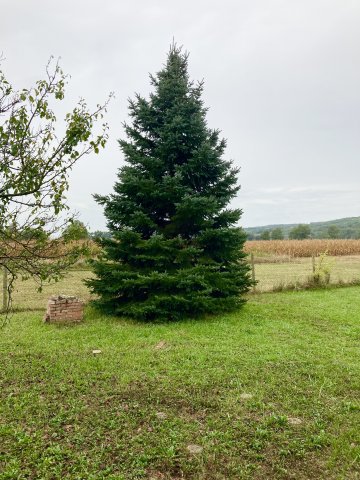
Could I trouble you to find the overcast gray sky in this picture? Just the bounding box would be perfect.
[2,0,360,229]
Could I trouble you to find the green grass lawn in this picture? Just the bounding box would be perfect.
[1,287,359,479]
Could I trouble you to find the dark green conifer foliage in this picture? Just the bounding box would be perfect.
[87,45,251,320]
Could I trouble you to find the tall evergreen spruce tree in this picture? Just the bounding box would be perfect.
[87,46,251,320]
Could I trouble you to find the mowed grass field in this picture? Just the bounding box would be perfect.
[1,282,360,479]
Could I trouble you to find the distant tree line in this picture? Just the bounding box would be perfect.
[246,221,360,241]
[61,222,360,243]
[255,227,284,241]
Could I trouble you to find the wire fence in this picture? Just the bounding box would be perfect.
[2,254,360,312]
[249,254,360,292]
[0,268,93,313]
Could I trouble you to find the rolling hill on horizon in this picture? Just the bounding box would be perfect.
[244,216,360,240]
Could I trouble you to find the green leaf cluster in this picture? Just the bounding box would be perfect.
[62,220,89,242]
[289,224,311,240]
[0,58,111,305]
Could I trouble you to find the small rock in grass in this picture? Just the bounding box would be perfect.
[240,393,253,400]
[92,349,102,355]
[187,444,203,454]
[155,341,167,350]
[288,417,302,425]
[156,412,167,420]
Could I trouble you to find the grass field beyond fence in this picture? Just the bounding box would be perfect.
[252,255,360,292]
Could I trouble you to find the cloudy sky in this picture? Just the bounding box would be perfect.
[2,0,360,229]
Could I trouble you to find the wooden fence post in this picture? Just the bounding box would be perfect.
[312,255,316,274]
[251,253,256,290]
[2,264,8,312]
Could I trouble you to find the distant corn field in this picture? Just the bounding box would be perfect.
[245,239,360,258]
